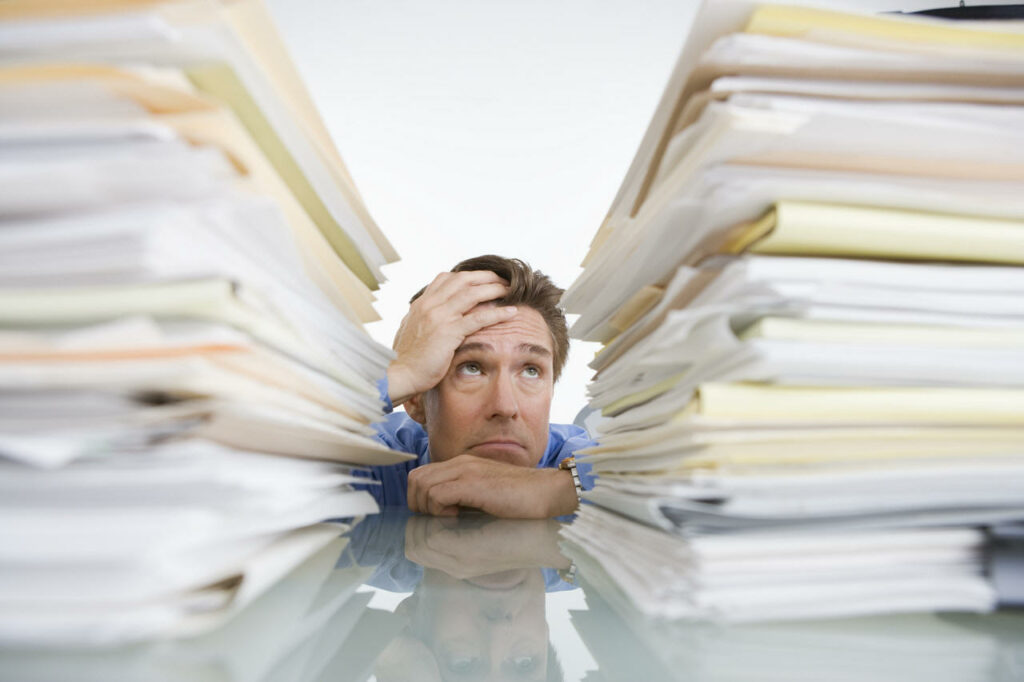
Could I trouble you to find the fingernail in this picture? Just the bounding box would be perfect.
[504,306,517,314]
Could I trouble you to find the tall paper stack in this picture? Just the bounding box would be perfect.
[561,0,1024,622]
[0,0,412,646]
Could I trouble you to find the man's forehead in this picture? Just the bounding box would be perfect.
[460,306,553,354]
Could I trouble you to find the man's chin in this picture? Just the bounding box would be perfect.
[468,443,532,465]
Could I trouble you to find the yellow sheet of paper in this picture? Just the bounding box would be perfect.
[733,201,1024,264]
[608,285,664,334]
[0,0,163,19]
[690,383,1024,424]
[583,424,1024,456]
[674,438,1024,471]
[746,4,1024,53]
[740,317,1024,347]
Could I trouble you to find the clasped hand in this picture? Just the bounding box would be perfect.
[404,515,569,579]
[407,454,573,518]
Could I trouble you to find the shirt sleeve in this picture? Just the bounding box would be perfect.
[334,510,424,592]
[354,411,429,509]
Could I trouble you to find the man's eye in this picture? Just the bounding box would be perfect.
[508,655,538,674]
[458,362,482,376]
[446,655,480,674]
[522,366,540,378]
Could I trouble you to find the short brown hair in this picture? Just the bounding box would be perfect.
[411,255,569,381]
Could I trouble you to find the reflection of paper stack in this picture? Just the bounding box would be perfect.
[565,504,1000,623]
[989,522,1024,607]
[567,537,1024,682]
[562,1,1024,622]
[0,526,405,681]
[0,0,412,646]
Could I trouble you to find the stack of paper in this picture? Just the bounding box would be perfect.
[561,0,1024,622]
[0,0,412,646]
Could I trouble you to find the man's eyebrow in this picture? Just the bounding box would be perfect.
[453,341,494,355]
[519,343,551,357]
[452,342,551,357]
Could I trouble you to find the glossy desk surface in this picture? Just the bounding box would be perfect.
[2,510,1022,682]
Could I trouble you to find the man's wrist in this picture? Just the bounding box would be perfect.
[547,467,581,517]
[558,456,583,502]
[386,363,417,407]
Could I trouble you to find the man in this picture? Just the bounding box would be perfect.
[359,255,595,518]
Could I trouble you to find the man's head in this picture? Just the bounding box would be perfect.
[377,567,562,682]
[405,256,569,467]
[410,256,569,380]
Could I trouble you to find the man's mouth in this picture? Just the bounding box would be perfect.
[468,569,528,591]
[471,440,527,455]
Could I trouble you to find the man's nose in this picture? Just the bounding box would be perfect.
[486,370,519,419]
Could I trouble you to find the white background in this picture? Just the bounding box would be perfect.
[264,0,702,424]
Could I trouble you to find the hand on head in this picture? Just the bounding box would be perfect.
[387,270,516,406]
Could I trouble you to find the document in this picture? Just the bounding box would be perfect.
[731,201,1024,264]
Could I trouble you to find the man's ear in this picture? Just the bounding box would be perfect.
[405,392,427,425]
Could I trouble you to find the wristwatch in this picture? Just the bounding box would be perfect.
[559,455,583,502]
[557,561,578,585]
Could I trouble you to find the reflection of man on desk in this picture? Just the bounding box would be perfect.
[358,255,595,518]
[377,561,557,682]
[338,512,574,682]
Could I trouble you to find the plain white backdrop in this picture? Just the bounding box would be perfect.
[264,0,702,424]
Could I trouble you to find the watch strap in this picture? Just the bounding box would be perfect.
[559,455,583,502]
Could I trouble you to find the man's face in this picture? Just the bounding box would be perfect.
[416,306,554,467]
[418,568,548,682]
